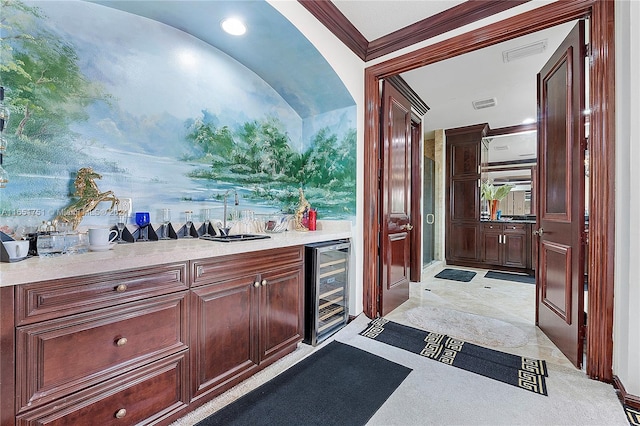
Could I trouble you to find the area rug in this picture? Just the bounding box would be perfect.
[402,306,530,348]
[360,318,548,396]
[434,268,476,282]
[626,405,640,426]
[195,341,412,426]
[485,270,536,284]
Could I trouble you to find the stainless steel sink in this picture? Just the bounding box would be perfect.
[200,234,271,243]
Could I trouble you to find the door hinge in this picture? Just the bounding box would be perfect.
[585,43,591,58]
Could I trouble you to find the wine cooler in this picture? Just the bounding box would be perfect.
[304,240,351,346]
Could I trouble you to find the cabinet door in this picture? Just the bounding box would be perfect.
[259,265,304,363]
[503,225,528,268]
[448,223,480,262]
[482,224,503,264]
[190,276,259,402]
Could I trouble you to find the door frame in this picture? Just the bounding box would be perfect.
[363,0,614,381]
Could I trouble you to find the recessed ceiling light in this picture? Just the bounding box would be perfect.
[221,17,246,36]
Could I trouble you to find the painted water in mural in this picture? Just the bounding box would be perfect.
[0,0,356,233]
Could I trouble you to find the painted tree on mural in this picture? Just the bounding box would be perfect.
[1,1,109,140]
[185,112,356,216]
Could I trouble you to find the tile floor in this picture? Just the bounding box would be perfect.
[385,262,576,369]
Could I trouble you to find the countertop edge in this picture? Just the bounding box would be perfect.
[0,229,351,287]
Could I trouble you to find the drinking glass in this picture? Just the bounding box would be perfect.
[201,208,212,237]
[183,210,193,238]
[116,212,128,243]
[160,208,171,240]
[135,212,150,241]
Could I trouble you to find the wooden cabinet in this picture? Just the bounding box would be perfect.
[4,245,306,425]
[189,246,304,403]
[481,222,531,269]
[14,264,190,425]
[446,124,487,264]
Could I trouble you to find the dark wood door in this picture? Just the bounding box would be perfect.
[380,81,412,316]
[536,21,586,368]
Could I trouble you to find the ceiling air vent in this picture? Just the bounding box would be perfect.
[502,39,548,63]
[472,97,497,110]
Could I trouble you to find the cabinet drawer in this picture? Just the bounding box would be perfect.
[503,223,527,233]
[481,223,502,231]
[16,292,188,412]
[16,263,188,325]
[192,246,303,287]
[16,351,189,426]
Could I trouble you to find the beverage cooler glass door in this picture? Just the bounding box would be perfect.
[304,240,350,345]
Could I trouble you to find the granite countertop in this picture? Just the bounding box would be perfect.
[481,219,536,224]
[0,221,351,287]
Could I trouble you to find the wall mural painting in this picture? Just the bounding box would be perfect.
[0,0,356,235]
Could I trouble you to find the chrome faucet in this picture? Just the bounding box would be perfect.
[221,189,238,235]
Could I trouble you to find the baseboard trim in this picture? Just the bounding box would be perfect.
[613,375,640,409]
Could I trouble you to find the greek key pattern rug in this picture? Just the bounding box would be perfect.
[361,317,548,396]
[626,405,640,426]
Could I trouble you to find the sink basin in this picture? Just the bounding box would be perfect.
[200,234,271,243]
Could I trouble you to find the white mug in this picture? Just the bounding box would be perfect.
[2,240,30,259]
[88,228,118,247]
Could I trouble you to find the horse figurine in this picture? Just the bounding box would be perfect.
[54,167,120,230]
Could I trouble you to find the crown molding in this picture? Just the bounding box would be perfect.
[298,0,530,62]
[298,0,368,60]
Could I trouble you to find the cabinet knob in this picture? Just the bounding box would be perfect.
[115,284,127,293]
[533,227,544,236]
[115,408,127,419]
[254,281,261,288]
[261,279,268,286]
[115,337,128,347]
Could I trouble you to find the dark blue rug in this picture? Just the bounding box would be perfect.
[435,268,476,282]
[196,341,411,426]
[485,270,535,284]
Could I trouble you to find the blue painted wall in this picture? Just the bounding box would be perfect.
[0,0,356,233]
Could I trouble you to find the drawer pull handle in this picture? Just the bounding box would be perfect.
[254,281,260,288]
[196,266,204,278]
[116,337,128,347]
[261,279,268,286]
[115,284,127,293]
[115,408,127,419]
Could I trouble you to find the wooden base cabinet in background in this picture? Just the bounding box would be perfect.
[4,245,305,426]
[481,222,531,270]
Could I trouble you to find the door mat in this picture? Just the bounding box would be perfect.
[484,270,536,284]
[434,268,476,282]
[195,341,412,426]
[360,317,548,396]
[626,405,640,426]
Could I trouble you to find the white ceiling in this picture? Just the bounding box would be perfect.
[333,1,580,164]
[333,1,576,136]
[332,0,465,40]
